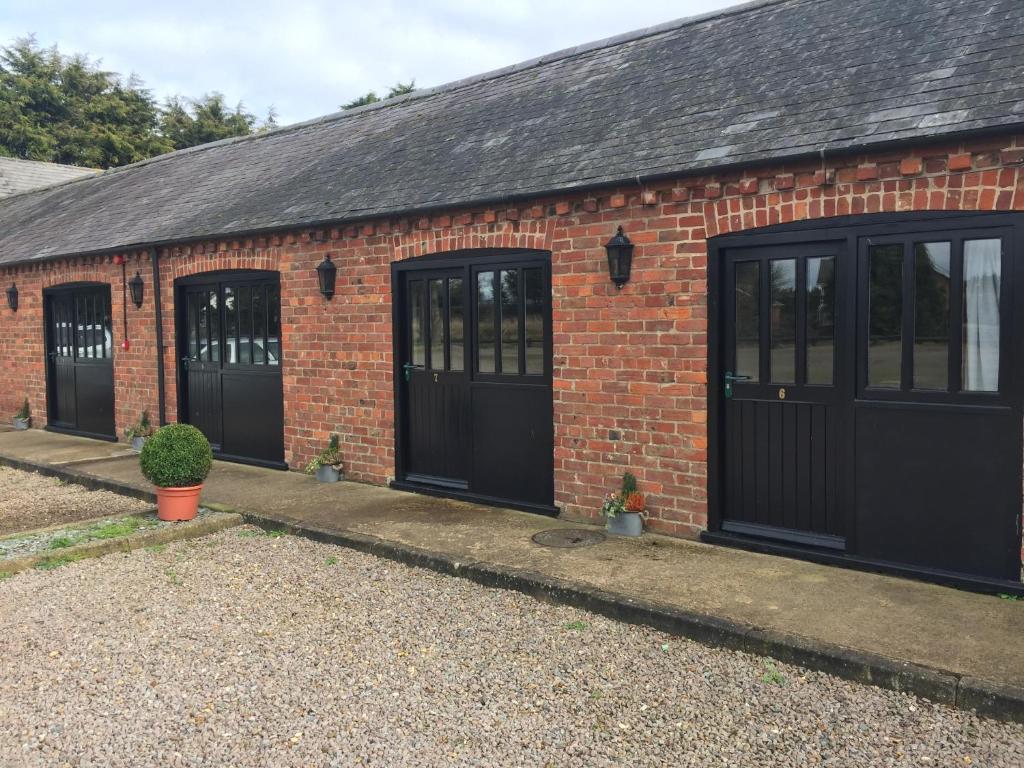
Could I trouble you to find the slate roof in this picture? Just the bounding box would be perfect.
[0,157,97,199]
[0,0,1022,266]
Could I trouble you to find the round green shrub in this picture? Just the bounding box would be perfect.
[139,424,212,488]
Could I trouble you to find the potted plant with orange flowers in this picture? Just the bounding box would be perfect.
[139,424,212,521]
[601,471,645,537]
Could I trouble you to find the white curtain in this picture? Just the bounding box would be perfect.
[963,239,1001,392]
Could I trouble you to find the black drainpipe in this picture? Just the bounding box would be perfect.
[149,247,167,426]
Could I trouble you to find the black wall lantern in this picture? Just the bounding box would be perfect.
[316,254,337,299]
[604,226,634,288]
[6,282,17,312]
[128,271,145,308]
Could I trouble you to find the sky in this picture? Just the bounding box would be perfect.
[1,0,740,126]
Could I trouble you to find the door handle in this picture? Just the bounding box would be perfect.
[402,362,424,382]
[724,371,751,399]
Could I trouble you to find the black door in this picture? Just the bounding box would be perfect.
[178,273,284,466]
[712,213,1024,588]
[721,242,849,549]
[394,252,554,512]
[401,270,471,488]
[852,227,1020,580]
[44,285,115,439]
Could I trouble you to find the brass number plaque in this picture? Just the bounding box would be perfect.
[778,387,786,400]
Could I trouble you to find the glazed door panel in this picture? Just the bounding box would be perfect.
[395,253,554,510]
[721,243,848,548]
[401,272,471,487]
[178,276,283,465]
[45,286,115,438]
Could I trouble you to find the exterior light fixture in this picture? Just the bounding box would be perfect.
[316,254,337,299]
[604,226,635,288]
[128,271,145,308]
[6,283,17,312]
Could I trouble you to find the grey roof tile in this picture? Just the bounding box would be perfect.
[0,158,97,199]
[0,0,1022,266]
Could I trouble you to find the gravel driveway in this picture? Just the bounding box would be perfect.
[0,466,150,537]
[0,528,1021,767]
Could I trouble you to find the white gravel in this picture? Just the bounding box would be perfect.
[0,466,150,537]
[0,527,1021,767]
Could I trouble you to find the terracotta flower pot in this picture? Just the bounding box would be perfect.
[155,484,203,521]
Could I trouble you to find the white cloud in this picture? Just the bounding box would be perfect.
[1,0,739,124]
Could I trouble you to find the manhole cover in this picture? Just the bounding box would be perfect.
[531,528,606,548]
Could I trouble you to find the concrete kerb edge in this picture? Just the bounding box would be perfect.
[2,451,1021,724]
[0,512,243,575]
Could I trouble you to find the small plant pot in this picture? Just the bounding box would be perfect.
[606,511,643,537]
[130,436,147,452]
[315,465,342,483]
[13,417,29,430]
[155,484,203,521]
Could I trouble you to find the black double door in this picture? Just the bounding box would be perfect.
[395,253,554,512]
[44,285,116,439]
[177,273,284,466]
[716,215,1023,585]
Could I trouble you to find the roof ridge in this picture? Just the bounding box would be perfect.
[16,0,795,184]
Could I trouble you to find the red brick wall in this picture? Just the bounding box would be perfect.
[3,133,1024,540]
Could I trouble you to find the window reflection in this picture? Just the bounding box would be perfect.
[770,259,796,383]
[477,272,496,373]
[868,244,903,388]
[734,261,759,382]
[806,257,834,385]
[913,243,950,390]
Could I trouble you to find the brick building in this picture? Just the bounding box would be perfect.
[1,0,1023,590]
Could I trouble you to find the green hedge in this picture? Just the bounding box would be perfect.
[139,424,212,488]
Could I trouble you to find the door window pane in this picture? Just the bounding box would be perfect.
[409,280,425,367]
[187,293,199,360]
[769,259,796,383]
[734,261,760,382]
[102,294,112,358]
[477,272,496,373]
[913,243,950,390]
[237,286,252,364]
[806,256,835,385]
[524,268,544,375]
[429,279,445,371]
[198,292,211,361]
[224,287,237,364]
[208,291,221,362]
[252,286,265,364]
[963,239,1001,392]
[868,244,903,388]
[266,285,280,365]
[500,270,520,374]
[448,278,464,372]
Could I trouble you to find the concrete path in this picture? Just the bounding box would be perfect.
[1,428,1022,721]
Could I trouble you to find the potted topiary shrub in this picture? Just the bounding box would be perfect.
[139,424,213,521]
[12,398,30,430]
[601,471,644,537]
[124,410,155,452]
[306,433,344,483]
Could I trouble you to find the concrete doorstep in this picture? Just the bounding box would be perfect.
[0,428,1022,724]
